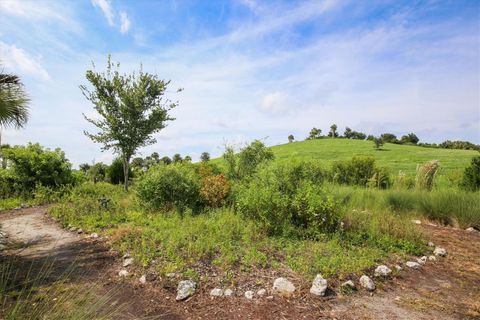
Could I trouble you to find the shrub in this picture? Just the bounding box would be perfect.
[108,157,133,185]
[2,143,73,196]
[460,156,480,191]
[223,140,274,180]
[331,156,389,188]
[200,174,230,208]
[235,160,338,236]
[136,163,202,211]
[415,160,440,191]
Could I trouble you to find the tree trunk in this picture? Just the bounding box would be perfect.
[123,155,130,192]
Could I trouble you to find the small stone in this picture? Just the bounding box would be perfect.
[406,261,421,269]
[341,280,355,290]
[224,289,233,297]
[466,227,477,233]
[434,247,447,257]
[176,280,196,301]
[428,255,437,261]
[210,288,224,297]
[427,241,435,247]
[374,265,392,277]
[118,269,129,277]
[69,227,77,232]
[266,295,274,300]
[310,274,328,296]
[0,244,5,250]
[394,296,401,302]
[257,289,267,296]
[122,253,131,259]
[359,275,375,291]
[139,275,146,284]
[90,233,99,239]
[165,272,176,278]
[273,277,296,297]
[77,229,83,234]
[395,265,403,271]
[417,256,427,265]
[244,290,254,300]
[146,272,158,282]
[123,257,134,267]
[411,220,421,225]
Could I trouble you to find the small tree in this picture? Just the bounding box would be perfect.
[373,137,383,150]
[307,127,321,140]
[288,134,295,143]
[380,133,398,144]
[329,124,338,138]
[172,153,182,163]
[79,163,91,173]
[184,155,192,162]
[161,156,172,165]
[344,127,352,139]
[200,152,210,162]
[80,56,178,191]
[400,133,419,144]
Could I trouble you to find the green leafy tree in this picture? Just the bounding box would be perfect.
[172,153,182,163]
[307,127,321,140]
[79,163,91,173]
[184,155,192,162]
[80,56,178,191]
[161,156,172,165]
[0,71,30,168]
[380,133,398,144]
[328,124,338,138]
[131,157,145,171]
[200,152,210,162]
[373,137,384,150]
[88,162,108,183]
[3,143,73,193]
[400,133,419,144]
[288,134,295,143]
[223,140,274,180]
[108,157,133,184]
[344,127,352,139]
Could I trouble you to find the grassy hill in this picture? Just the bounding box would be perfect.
[269,139,477,176]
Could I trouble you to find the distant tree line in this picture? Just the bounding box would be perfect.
[287,124,479,151]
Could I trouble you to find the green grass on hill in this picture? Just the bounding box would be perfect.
[270,139,477,176]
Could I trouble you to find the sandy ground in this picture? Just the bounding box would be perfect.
[1,207,479,319]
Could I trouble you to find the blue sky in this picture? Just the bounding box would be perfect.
[1,0,479,166]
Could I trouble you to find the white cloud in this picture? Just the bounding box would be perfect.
[0,0,67,22]
[260,91,289,114]
[120,11,131,34]
[0,42,50,81]
[91,0,114,26]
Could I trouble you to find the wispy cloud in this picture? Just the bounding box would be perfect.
[120,11,131,34]
[91,0,114,26]
[0,42,50,81]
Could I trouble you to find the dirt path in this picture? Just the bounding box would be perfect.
[1,207,479,319]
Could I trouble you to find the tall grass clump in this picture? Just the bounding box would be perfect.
[415,160,440,191]
[0,256,125,319]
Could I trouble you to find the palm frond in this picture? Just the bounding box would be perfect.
[0,72,30,128]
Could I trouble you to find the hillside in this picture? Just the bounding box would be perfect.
[269,139,477,175]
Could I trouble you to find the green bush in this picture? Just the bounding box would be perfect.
[331,156,390,188]
[235,160,338,236]
[223,140,274,180]
[1,143,73,197]
[136,163,202,211]
[108,157,133,185]
[461,156,480,191]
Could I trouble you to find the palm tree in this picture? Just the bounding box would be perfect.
[0,71,30,168]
